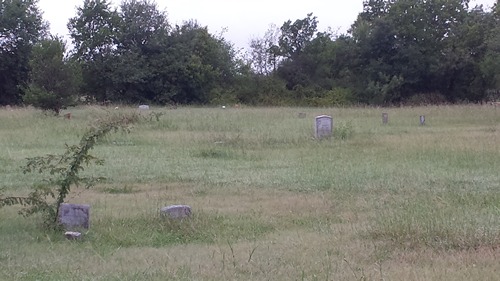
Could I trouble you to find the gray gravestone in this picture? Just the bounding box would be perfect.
[382,113,388,124]
[138,105,150,110]
[420,115,425,125]
[314,115,333,139]
[160,205,192,219]
[58,203,90,230]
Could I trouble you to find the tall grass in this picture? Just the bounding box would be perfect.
[0,105,499,280]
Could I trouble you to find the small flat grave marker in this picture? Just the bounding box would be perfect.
[64,231,82,240]
[138,105,150,110]
[58,203,90,230]
[315,115,333,139]
[160,205,192,219]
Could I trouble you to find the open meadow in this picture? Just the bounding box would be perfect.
[0,105,499,280]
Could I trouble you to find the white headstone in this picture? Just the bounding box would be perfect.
[138,105,150,110]
[315,115,333,139]
[58,203,90,230]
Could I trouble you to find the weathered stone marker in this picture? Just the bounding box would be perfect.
[382,113,388,124]
[160,205,192,219]
[138,105,150,110]
[314,115,333,139]
[420,115,426,125]
[58,203,90,230]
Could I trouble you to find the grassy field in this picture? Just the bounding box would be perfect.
[0,105,499,280]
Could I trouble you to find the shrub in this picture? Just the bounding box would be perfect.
[333,121,354,140]
[0,113,139,227]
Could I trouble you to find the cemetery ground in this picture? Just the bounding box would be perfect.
[0,105,499,280]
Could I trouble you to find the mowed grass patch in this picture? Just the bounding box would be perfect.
[1,105,499,280]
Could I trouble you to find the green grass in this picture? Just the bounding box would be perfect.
[0,105,499,280]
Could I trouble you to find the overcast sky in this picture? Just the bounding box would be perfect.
[38,0,497,51]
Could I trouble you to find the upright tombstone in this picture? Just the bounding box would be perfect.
[420,115,426,125]
[314,115,333,139]
[382,113,388,125]
[58,203,90,230]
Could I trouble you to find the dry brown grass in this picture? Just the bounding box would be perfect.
[47,183,497,280]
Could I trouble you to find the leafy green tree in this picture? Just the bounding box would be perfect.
[161,20,237,104]
[436,5,495,102]
[272,14,319,93]
[359,0,393,21]
[350,13,403,103]
[271,14,353,105]
[23,37,81,114]
[347,0,480,104]
[480,3,500,99]
[0,0,46,105]
[109,0,170,103]
[246,14,356,106]
[116,0,169,51]
[276,13,318,60]
[67,0,239,105]
[68,0,118,61]
[247,24,281,75]
[68,0,119,101]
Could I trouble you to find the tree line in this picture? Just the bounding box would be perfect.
[1,0,499,113]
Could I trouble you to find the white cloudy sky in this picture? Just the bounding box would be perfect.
[38,0,497,50]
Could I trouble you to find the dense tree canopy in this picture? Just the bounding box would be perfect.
[0,0,46,105]
[263,0,499,105]
[67,0,119,101]
[1,0,499,107]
